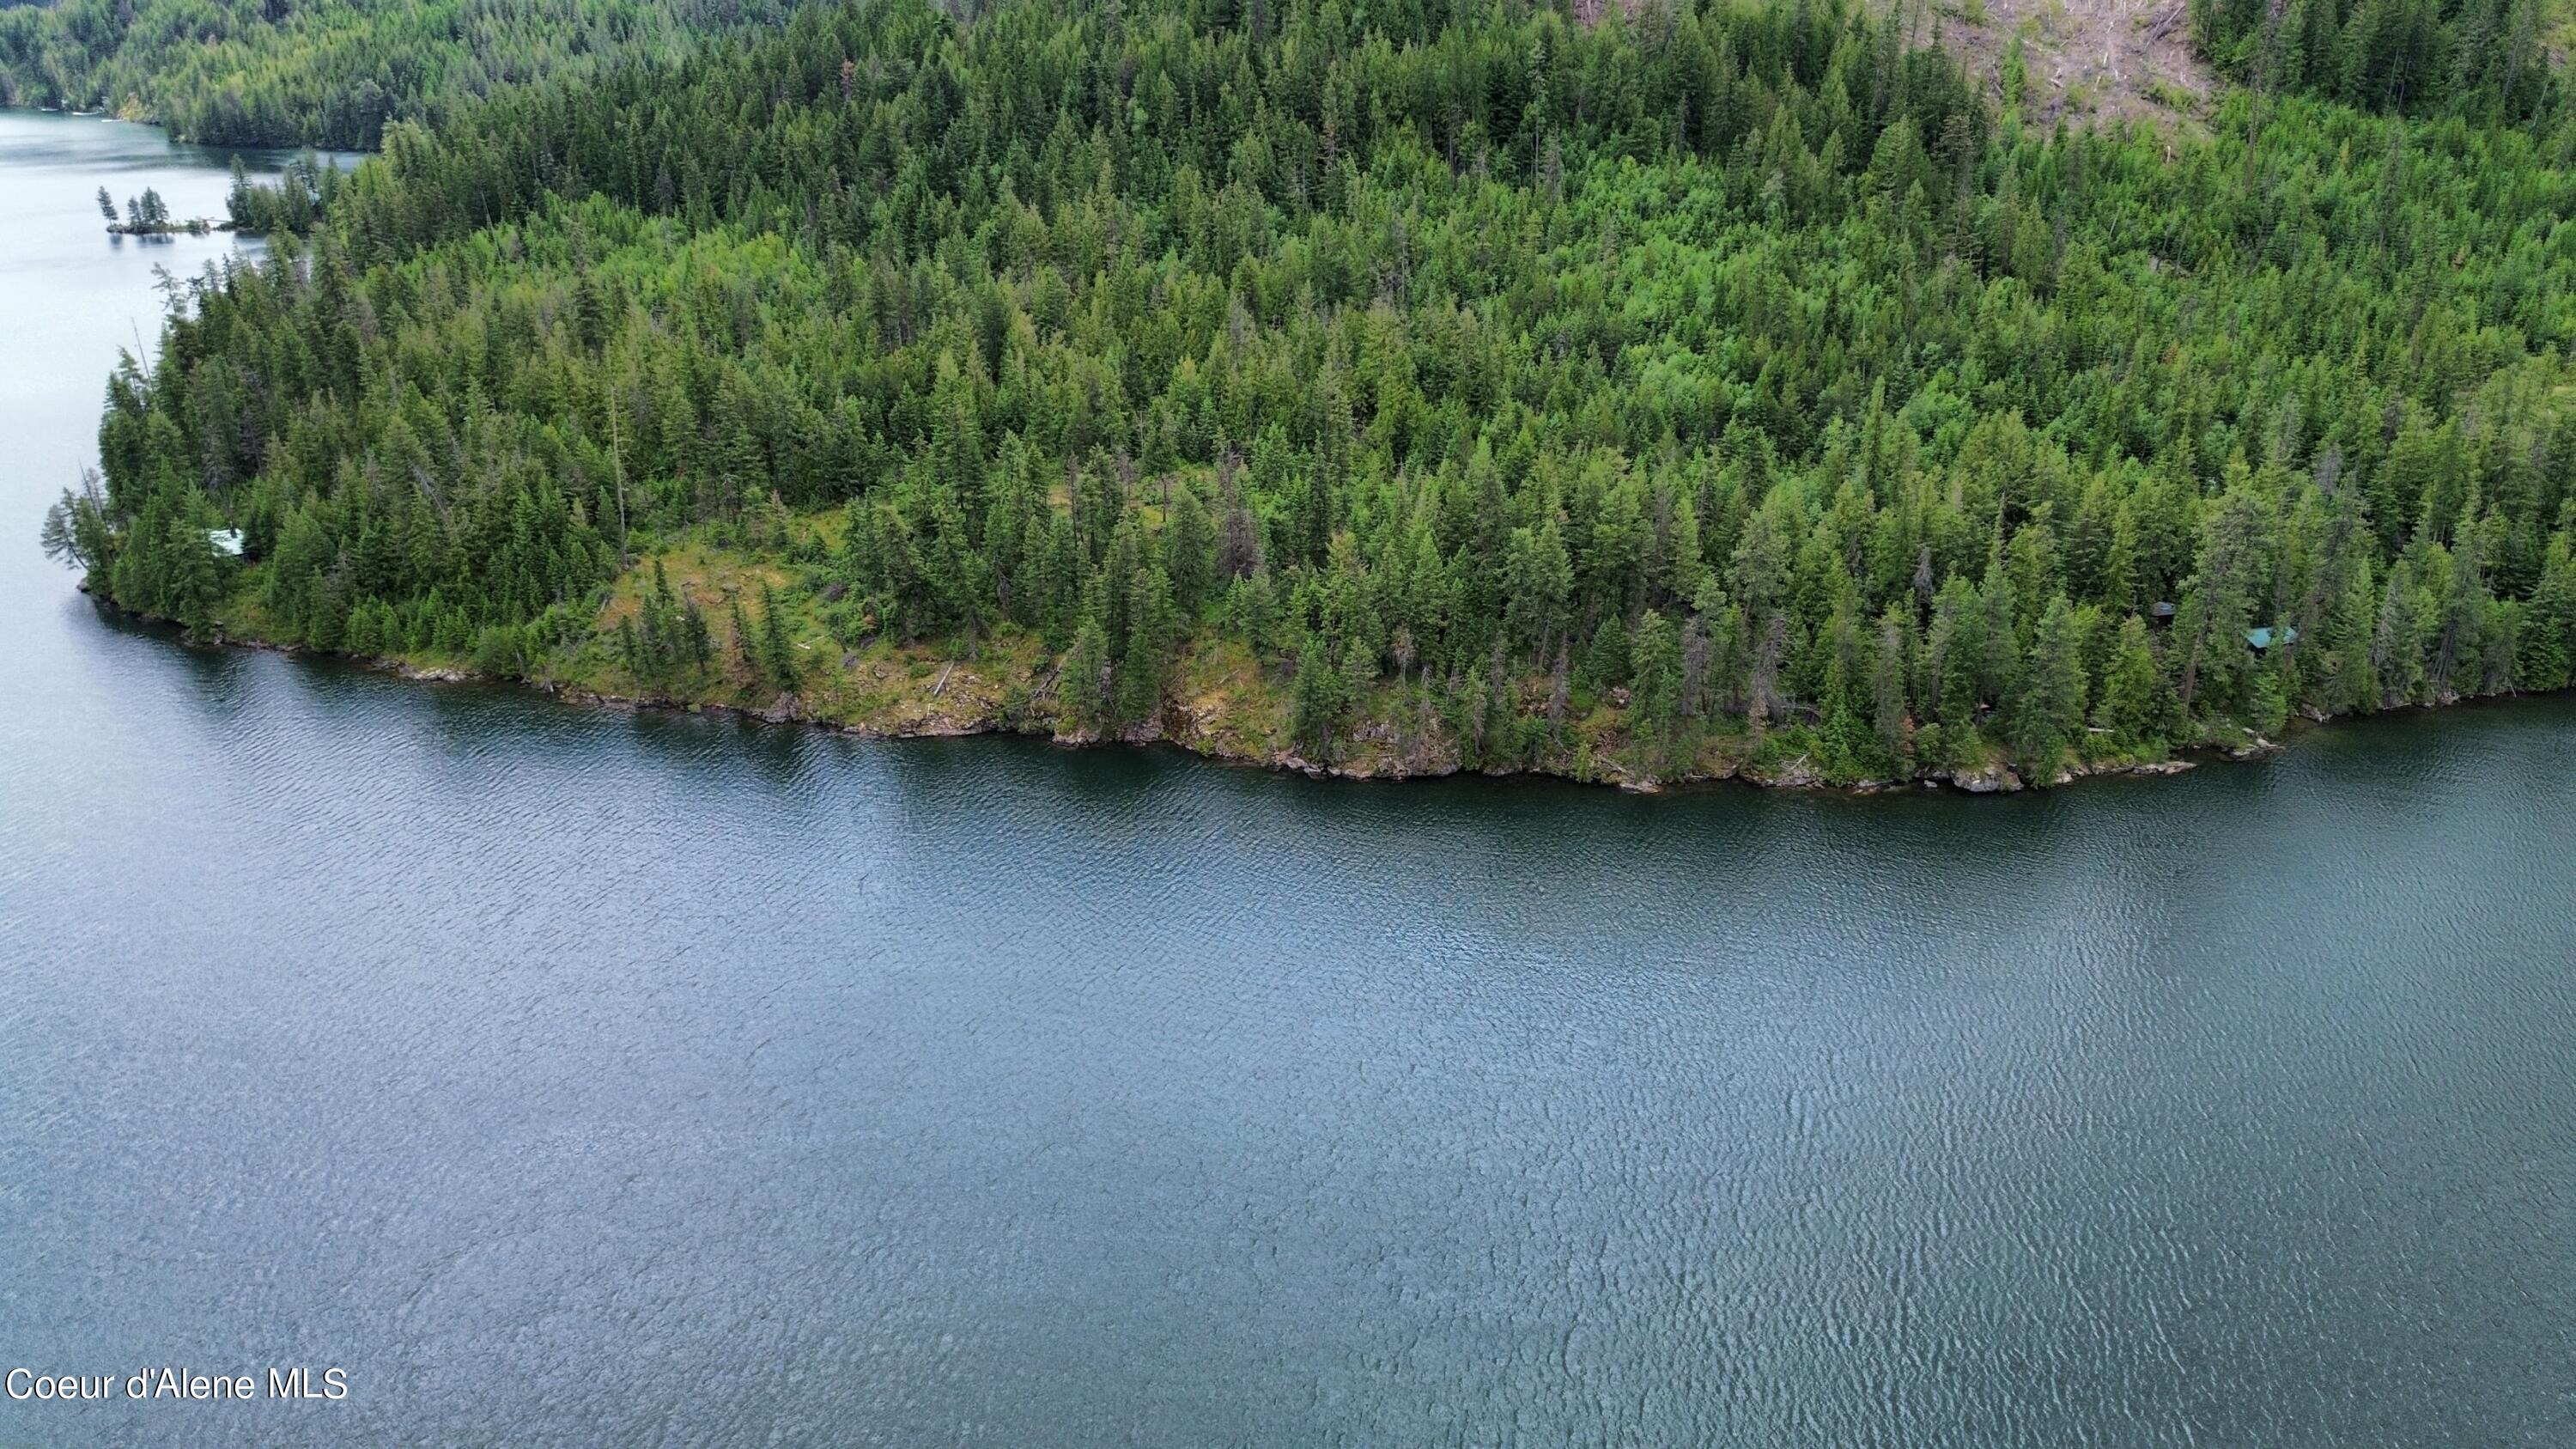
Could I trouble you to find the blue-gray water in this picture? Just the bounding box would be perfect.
[1,111,2571,1446]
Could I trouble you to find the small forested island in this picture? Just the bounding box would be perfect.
[95,183,216,235]
[34,0,2576,790]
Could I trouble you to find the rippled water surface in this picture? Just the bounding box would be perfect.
[2,112,2573,1447]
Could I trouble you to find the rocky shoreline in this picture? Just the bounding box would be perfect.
[325,636,2251,797]
[91,589,2342,795]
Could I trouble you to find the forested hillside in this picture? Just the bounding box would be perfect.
[46,0,2576,787]
[0,0,788,147]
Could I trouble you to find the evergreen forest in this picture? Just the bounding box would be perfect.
[39,0,2576,786]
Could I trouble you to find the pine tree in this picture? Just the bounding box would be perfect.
[1817,611,1890,782]
[1976,560,2021,709]
[225,157,252,227]
[1290,634,1350,756]
[2516,536,2576,691]
[1116,563,1177,726]
[1581,615,1631,692]
[757,582,799,691]
[729,595,756,675]
[1929,575,1985,728]
[1061,611,1116,734]
[2013,595,2087,778]
[1870,605,1912,773]
[1163,482,1217,614]
[683,598,714,672]
[1627,608,1684,766]
[2093,614,2168,752]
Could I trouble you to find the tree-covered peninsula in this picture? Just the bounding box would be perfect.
[42,0,2576,788]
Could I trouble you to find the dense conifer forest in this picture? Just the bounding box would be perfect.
[39,0,2576,786]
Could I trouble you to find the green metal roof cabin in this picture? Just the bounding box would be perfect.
[2245,625,2299,649]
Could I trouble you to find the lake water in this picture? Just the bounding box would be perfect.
[1,110,2571,1447]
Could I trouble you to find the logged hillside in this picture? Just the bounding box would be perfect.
[46,0,2576,787]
